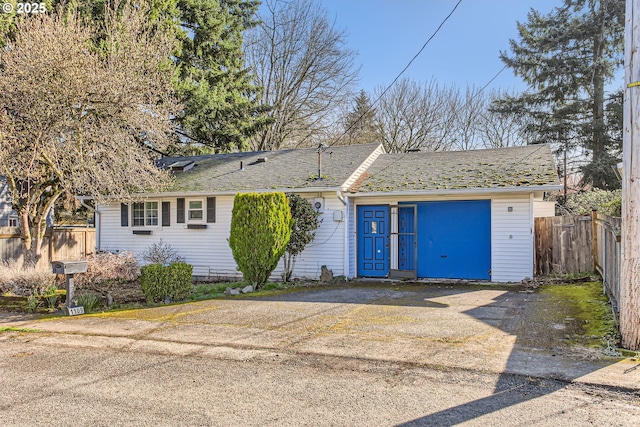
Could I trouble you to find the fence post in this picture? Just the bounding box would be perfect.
[591,210,598,273]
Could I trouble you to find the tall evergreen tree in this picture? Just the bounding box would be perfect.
[494,0,624,190]
[341,90,378,145]
[56,0,269,154]
[176,0,270,153]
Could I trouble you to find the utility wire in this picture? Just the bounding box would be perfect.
[320,0,463,151]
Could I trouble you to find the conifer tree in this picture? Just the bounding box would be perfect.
[495,0,624,189]
[341,90,378,145]
[175,0,270,153]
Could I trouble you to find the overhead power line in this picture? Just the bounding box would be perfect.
[320,0,463,151]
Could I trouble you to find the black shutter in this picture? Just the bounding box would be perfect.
[206,197,216,223]
[162,201,170,226]
[120,203,128,227]
[177,198,185,223]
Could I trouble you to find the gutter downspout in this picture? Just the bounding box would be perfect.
[337,191,349,279]
[78,197,100,252]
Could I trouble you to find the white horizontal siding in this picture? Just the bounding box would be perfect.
[98,192,346,281]
[491,195,533,282]
[533,200,556,218]
[272,193,346,280]
[98,196,240,279]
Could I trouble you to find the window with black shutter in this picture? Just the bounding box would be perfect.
[120,203,128,227]
[207,197,216,223]
[162,201,170,226]
[177,198,185,223]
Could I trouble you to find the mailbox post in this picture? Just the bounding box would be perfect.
[52,260,88,315]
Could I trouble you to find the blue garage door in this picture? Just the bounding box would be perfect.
[357,205,389,277]
[412,200,491,280]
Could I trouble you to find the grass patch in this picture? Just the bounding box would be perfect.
[190,282,245,300]
[0,326,42,333]
[190,281,292,300]
[540,280,618,348]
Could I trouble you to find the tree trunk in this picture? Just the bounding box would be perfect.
[620,0,640,350]
[20,212,47,268]
[592,38,606,165]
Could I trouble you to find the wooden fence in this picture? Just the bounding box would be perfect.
[534,214,594,276]
[593,214,622,314]
[534,212,622,317]
[0,227,96,267]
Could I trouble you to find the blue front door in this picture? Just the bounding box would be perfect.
[358,205,389,277]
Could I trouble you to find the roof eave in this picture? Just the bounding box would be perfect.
[348,184,563,198]
[101,185,346,200]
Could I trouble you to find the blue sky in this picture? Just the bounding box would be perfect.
[320,0,562,94]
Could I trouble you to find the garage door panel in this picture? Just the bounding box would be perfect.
[416,200,491,280]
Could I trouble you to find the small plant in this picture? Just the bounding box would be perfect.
[140,262,193,303]
[26,295,39,313]
[141,239,184,265]
[43,285,59,309]
[75,293,102,313]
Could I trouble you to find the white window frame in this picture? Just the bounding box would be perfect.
[132,201,159,227]
[187,198,205,222]
[8,214,18,227]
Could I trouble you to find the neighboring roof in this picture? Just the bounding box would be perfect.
[350,144,561,193]
[156,143,382,193]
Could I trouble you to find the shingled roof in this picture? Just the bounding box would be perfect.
[350,144,560,193]
[157,143,382,193]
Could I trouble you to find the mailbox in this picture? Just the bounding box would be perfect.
[52,260,88,315]
[52,260,88,275]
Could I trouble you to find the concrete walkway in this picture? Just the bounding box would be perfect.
[1,284,638,391]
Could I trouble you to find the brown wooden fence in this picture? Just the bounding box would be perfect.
[534,214,594,276]
[0,227,96,268]
[534,212,621,317]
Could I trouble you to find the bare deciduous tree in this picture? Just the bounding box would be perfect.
[479,99,530,149]
[450,88,528,150]
[374,78,456,153]
[0,1,178,266]
[448,86,483,151]
[245,0,358,150]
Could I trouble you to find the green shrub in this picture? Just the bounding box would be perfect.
[140,262,193,303]
[228,192,293,289]
[283,194,321,282]
[75,293,102,313]
[565,189,621,216]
